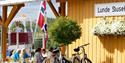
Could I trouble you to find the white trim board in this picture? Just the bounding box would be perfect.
[0,0,38,6]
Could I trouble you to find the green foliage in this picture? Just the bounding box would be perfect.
[46,38,59,49]
[34,38,59,49]
[34,38,43,49]
[10,22,24,32]
[32,21,36,32]
[0,28,1,32]
[26,21,30,31]
[10,23,16,31]
[48,16,81,45]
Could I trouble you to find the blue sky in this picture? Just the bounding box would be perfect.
[0,0,59,20]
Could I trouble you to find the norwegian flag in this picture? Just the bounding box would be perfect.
[37,0,48,49]
[38,0,46,29]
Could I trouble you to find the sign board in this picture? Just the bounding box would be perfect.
[19,33,29,44]
[10,33,17,45]
[0,0,39,6]
[10,32,32,45]
[95,2,125,16]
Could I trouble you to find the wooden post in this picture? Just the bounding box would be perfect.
[47,0,66,16]
[2,25,8,61]
[2,6,7,61]
[47,0,60,17]
[60,0,66,16]
[1,4,24,62]
[5,4,25,26]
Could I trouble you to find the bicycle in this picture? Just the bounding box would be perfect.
[52,46,71,63]
[43,46,71,63]
[72,43,92,63]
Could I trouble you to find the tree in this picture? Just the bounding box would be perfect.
[10,21,24,32]
[48,16,81,45]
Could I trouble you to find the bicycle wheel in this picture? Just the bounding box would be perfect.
[54,57,60,63]
[81,58,92,63]
[62,57,71,63]
[72,57,80,63]
[43,58,50,63]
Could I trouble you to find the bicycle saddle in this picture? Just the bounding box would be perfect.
[74,47,80,52]
[53,48,59,53]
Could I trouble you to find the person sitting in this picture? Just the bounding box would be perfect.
[20,48,30,63]
[13,49,21,62]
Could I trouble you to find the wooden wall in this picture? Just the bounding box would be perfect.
[67,0,125,63]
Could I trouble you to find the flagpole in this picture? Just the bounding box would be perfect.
[34,1,43,48]
[34,0,47,49]
[42,0,47,49]
[42,1,45,48]
[42,32,45,48]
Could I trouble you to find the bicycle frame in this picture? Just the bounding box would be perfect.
[81,46,87,60]
[80,43,92,63]
[72,43,92,63]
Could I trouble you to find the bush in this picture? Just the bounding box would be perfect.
[48,16,81,45]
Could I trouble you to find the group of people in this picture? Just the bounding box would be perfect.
[34,47,58,63]
[6,48,31,63]
[5,47,55,63]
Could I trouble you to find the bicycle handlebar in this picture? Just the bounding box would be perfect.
[73,43,90,52]
[79,43,90,48]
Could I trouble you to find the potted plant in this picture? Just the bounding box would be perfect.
[48,16,81,54]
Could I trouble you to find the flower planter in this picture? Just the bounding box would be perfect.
[93,20,125,36]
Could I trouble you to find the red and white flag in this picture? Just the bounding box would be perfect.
[38,0,46,29]
[37,0,48,49]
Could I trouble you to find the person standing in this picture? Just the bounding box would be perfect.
[44,47,54,63]
[34,48,44,63]
[41,48,47,58]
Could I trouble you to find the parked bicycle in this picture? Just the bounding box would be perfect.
[72,43,92,63]
[43,46,71,63]
[53,46,71,63]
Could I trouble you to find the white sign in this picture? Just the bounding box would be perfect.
[95,2,125,16]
